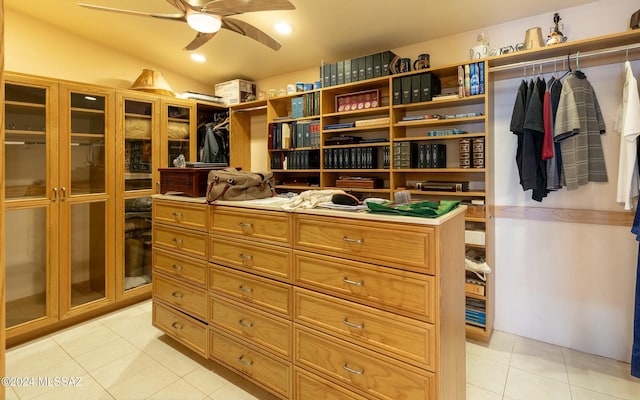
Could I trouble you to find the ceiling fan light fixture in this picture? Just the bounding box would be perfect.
[274,22,292,35]
[186,12,221,33]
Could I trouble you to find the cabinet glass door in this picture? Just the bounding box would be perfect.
[4,83,51,200]
[4,76,59,336]
[162,100,195,166]
[124,99,156,191]
[59,85,115,316]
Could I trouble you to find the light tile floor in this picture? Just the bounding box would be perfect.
[5,300,640,400]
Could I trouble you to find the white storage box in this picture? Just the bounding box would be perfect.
[465,230,486,246]
[214,79,257,105]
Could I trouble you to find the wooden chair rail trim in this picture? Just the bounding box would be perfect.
[494,205,634,227]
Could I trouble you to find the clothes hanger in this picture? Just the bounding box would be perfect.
[574,51,587,78]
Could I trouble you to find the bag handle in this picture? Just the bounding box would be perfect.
[206,176,234,204]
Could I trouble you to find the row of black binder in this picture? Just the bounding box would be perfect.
[322,50,397,88]
[392,72,442,105]
[393,142,447,169]
[270,150,320,170]
[268,120,321,150]
[323,147,382,170]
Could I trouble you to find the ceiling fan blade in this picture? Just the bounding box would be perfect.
[222,17,282,50]
[201,0,295,16]
[166,0,194,15]
[183,31,217,50]
[77,3,185,22]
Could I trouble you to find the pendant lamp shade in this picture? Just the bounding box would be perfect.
[130,69,175,97]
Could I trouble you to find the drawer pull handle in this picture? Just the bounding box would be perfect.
[238,319,254,328]
[239,253,253,261]
[172,238,183,244]
[171,264,183,271]
[343,319,365,329]
[171,291,184,299]
[238,285,253,293]
[171,322,183,330]
[343,277,364,286]
[238,355,253,366]
[238,222,253,228]
[343,363,364,375]
[172,212,183,218]
[343,236,364,244]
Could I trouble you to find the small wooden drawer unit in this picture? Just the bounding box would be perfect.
[293,288,435,370]
[293,368,369,400]
[294,251,435,322]
[152,302,207,358]
[209,293,293,359]
[209,234,292,282]
[153,224,208,260]
[153,273,207,320]
[294,325,435,400]
[209,264,292,317]
[209,205,290,245]
[153,199,208,231]
[293,214,436,274]
[209,328,292,399]
[152,196,466,399]
[153,247,207,287]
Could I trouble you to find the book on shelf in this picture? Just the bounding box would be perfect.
[355,117,390,127]
[464,64,471,97]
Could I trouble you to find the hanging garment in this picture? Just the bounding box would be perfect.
[615,61,640,210]
[546,78,564,190]
[630,202,640,378]
[554,72,607,190]
[510,80,531,190]
[521,77,548,201]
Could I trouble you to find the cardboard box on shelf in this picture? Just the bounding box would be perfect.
[214,79,257,105]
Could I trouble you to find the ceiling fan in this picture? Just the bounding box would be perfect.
[77,0,295,51]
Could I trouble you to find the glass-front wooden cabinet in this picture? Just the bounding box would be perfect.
[161,98,196,167]
[4,75,59,336]
[116,91,159,299]
[58,83,116,318]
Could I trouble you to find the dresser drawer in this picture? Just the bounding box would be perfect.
[294,251,435,322]
[294,368,368,400]
[209,206,290,245]
[210,328,292,399]
[294,288,435,371]
[209,294,292,359]
[210,234,292,281]
[153,274,207,320]
[294,326,434,400]
[153,247,207,287]
[152,302,207,357]
[209,264,292,317]
[294,214,435,274]
[153,199,207,231]
[153,224,208,259]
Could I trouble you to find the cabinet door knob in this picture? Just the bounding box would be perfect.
[237,355,253,366]
[52,187,58,201]
[238,222,253,228]
[171,291,183,298]
[343,277,364,286]
[342,236,364,244]
[238,253,253,261]
[238,319,254,328]
[60,187,66,201]
[343,362,365,375]
[171,322,183,330]
[171,264,183,271]
[238,285,253,293]
[172,238,183,245]
[343,318,365,329]
[172,212,183,218]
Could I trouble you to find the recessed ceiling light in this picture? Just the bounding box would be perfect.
[190,53,206,63]
[274,22,292,35]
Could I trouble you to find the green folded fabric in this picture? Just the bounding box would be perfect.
[366,200,460,218]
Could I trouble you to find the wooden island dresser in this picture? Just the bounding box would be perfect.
[151,194,466,400]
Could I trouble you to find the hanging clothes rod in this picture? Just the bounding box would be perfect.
[488,42,640,73]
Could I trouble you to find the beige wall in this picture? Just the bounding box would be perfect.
[4,9,209,94]
[5,0,640,362]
